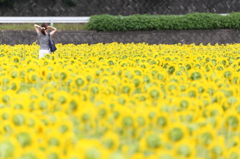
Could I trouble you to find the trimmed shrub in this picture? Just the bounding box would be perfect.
[86,12,240,31]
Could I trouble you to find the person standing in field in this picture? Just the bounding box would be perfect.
[34,23,57,59]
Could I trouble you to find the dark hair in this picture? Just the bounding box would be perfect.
[41,23,48,35]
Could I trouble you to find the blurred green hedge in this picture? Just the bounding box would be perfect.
[86,12,240,31]
[0,0,76,7]
[0,0,16,6]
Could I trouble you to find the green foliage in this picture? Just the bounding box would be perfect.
[0,0,76,7]
[86,12,240,31]
[0,0,16,7]
[62,0,76,7]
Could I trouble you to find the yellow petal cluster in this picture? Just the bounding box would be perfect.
[0,42,240,159]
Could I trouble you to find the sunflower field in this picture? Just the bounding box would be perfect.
[0,42,240,159]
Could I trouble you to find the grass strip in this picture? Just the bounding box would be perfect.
[0,23,87,30]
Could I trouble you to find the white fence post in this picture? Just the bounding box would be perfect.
[51,18,53,26]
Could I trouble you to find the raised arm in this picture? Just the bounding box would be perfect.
[48,26,57,37]
[34,24,41,34]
